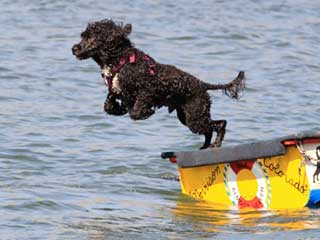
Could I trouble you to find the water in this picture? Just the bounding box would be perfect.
[1,0,320,239]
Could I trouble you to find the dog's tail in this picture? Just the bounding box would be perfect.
[203,71,246,100]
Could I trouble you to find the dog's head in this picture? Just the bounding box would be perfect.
[72,19,132,60]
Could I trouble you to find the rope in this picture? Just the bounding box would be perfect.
[296,141,319,165]
[296,141,319,175]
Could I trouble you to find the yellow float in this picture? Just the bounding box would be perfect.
[161,132,320,209]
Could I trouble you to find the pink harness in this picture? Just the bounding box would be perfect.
[105,52,156,94]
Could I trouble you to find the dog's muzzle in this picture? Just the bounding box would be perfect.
[72,44,80,56]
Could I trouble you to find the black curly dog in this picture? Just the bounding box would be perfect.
[72,19,246,149]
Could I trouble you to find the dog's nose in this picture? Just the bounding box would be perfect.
[72,45,81,55]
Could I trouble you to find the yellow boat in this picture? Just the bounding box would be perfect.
[161,132,320,209]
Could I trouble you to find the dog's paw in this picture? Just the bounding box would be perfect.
[209,143,222,148]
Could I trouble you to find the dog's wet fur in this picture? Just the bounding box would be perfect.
[72,19,245,149]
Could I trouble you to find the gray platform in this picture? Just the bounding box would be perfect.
[161,131,320,168]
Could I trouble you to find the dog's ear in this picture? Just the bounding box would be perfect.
[123,24,132,37]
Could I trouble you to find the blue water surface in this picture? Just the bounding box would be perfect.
[1,0,320,239]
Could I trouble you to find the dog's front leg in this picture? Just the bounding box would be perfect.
[210,120,227,148]
[129,94,155,120]
[104,93,128,116]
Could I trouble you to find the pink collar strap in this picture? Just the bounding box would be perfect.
[106,52,156,93]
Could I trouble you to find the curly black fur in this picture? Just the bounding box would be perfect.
[72,19,246,149]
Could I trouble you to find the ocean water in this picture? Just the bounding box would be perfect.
[1,0,320,239]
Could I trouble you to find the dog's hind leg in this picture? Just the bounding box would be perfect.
[180,93,217,149]
[177,106,213,149]
[210,120,227,148]
[129,94,155,120]
[176,108,187,126]
[200,131,213,149]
